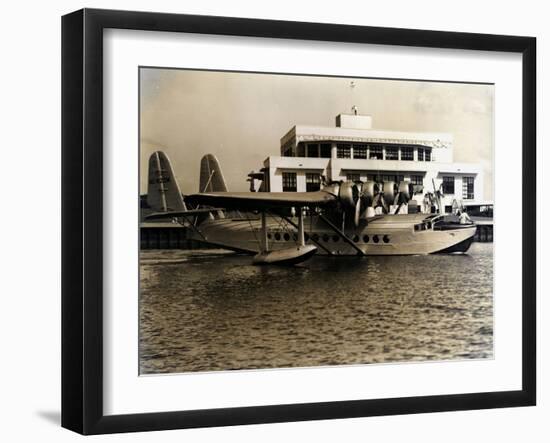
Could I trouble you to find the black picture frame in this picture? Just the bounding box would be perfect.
[61,8,536,435]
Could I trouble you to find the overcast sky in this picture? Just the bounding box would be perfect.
[140,68,494,200]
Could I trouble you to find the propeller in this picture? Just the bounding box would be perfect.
[354,196,361,227]
[332,181,363,227]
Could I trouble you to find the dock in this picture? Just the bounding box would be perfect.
[140,222,211,250]
[471,217,493,243]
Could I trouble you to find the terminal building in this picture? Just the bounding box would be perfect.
[261,113,485,213]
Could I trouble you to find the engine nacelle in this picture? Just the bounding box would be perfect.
[338,181,359,209]
[383,181,396,205]
[397,181,412,204]
[361,181,378,207]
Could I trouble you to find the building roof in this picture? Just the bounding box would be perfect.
[281,124,453,149]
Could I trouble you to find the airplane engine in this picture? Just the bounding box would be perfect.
[383,181,396,205]
[339,181,362,226]
[397,181,412,204]
[338,181,360,210]
[361,181,378,207]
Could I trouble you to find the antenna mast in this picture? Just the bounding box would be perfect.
[350,81,358,115]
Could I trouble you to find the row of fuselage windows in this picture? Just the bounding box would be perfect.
[282,172,424,192]
[285,143,432,161]
[442,175,475,199]
[267,232,391,244]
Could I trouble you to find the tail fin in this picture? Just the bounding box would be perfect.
[147,151,187,212]
[199,154,228,192]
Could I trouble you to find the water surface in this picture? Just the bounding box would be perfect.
[139,243,493,374]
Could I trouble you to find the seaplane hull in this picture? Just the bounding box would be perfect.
[190,214,477,256]
[145,151,477,264]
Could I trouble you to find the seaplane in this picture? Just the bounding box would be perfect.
[145,151,477,265]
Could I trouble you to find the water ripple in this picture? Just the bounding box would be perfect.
[140,244,493,374]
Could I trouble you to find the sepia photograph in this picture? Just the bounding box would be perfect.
[138,68,494,375]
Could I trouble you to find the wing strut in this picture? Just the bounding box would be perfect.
[253,209,317,265]
[316,212,366,256]
[260,211,269,252]
[297,207,305,246]
[281,214,334,255]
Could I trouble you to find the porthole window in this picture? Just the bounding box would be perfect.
[275,233,281,241]
[373,235,379,243]
[267,233,272,239]
[322,234,330,242]
[353,235,359,243]
[383,235,390,243]
[332,235,340,242]
[363,235,369,243]
[283,233,290,241]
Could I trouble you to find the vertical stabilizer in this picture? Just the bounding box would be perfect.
[199,154,228,192]
[147,151,186,212]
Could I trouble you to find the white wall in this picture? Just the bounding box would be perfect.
[0,1,546,442]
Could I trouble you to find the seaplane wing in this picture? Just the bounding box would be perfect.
[185,191,337,210]
[145,207,225,221]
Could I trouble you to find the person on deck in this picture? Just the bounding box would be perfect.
[458,211,471,224]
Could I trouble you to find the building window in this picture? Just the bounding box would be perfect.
[353,144,368,159]
[442,176,455,194]
[306,144,319,158]
[367,174,378,182]
[401,147,414,161]
[425,148,432,161]
[346,172,361,183]
[337,144,351,158]
[320,143,332,158]
[385,146,399,160]
[282,172,297,192]
[369,145,383,160]
[410,175,423,185]
[417,148,424,161]
[297,143,305,157]
[306,173,321,192]
[382,174,404,183]
[463,176,474,200]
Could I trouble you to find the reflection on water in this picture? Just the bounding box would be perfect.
[139,244,493,374]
